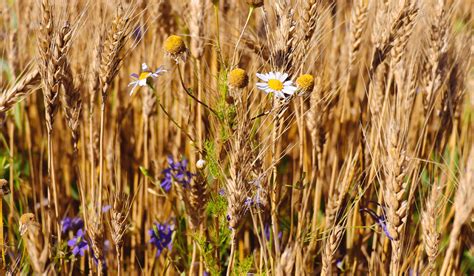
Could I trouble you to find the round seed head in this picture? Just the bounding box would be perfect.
[228,68,249,88]
[20,213,36,225]
[164,35,186,55]
[296,74,315,93]
[196,159,206,169]
[246,0,264,8]
[0,179,10,196]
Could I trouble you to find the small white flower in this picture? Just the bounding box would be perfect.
[256,72,297,99]
[128,63,166,95]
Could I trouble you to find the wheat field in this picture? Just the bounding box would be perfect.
[0,0,473,275]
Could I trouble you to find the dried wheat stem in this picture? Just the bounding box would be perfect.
[384,122,409,275]
[440,147,474,275]
[0,68,40,116]
[321,225,344,276]
[226,229,237,276]
[422,183,441,273]
[97,7,132,219]
[37,0,63,241]
[423,1,448,111]
[61,60,82,153]
[231,6,254,66]
[293,0,318,71]
[270,101,286,260]
[348,0,369,73]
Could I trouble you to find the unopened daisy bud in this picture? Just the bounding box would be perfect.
[228,68,248,89]
[296,74,315,93]
[246,0,264,8]
[196,159,206,169]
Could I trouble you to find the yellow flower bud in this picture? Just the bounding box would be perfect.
[228,68,249,89]
[164,35,186,56]
[296,74,315,93]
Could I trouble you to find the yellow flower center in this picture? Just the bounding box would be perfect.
[164,35,186,55]
[139,72,151,80]
[268,79,283,91]
[228,68,248,88]
[296,74,314,92]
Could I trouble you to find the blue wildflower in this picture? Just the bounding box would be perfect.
[149,222,174,257]
[336,259,344,271]
[264,224,271,241]
[218,188,225,196]
[67,229,89,257]
[102,205,112,213]
[264,224,282,241]
[250,177,265,207]
[160,156,193,191]
[61,217,84,234]
[244,197,253,208]
[360,207,394,241]
[132,25,143,42]
[160,168,173,192]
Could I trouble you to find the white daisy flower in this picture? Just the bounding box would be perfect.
[128,63,166,95]
[256,72,297,99]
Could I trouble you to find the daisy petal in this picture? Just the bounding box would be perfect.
[130,73,139,79]
[154,67,166,75]
[138,79,148,86]
[283,86,298,95]
[274,91,285,99]
[256,73,269,81]
[129,87,138,96]
[142,63,150,71]
[280,73,289,82]
[264,88,273,94]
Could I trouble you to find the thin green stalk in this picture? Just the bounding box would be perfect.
[177,66,218,117]
[231,7,254,66]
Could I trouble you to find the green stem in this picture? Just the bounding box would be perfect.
[177,66,218,117]
[231,7,254,66]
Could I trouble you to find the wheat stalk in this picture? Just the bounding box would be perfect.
[0,68,40,116]
[293,0,319,72]
[321,225,344,276]
[97,5,133,220]
[61,60,82,153]
[348,0,369,72]
[383,120,410,275]
[440,146,474,275]
[389,2,418,67]
[423,1,448,111]
[421,183,441,273]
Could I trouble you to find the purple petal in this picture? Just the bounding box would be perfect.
[102,205,112,213]
[72,246,80,256]
[68,238,77,247]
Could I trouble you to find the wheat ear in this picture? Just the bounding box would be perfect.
[421,183,441,273]
[0,68,40,116]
